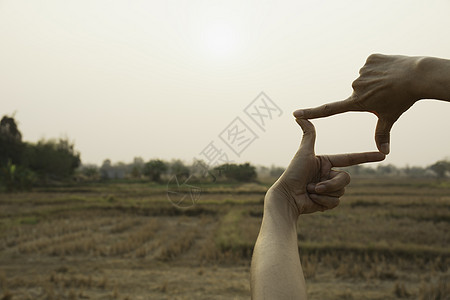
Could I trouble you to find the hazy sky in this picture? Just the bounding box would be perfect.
[1,0,449,168]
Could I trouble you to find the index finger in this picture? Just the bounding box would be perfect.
[293,96,356,119]
[326,152,385,167]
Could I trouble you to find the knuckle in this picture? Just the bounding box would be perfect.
[343,171,351,185]
[358,66,367,75]
[367,53,381,63]
[352,78,362,90]
[375,130,390,138]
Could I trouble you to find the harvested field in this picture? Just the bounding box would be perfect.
[0,178,449,299]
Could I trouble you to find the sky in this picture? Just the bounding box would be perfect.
[1,0,449,169]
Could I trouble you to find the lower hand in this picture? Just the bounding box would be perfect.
[270,119,385,215]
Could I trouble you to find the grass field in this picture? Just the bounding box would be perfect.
[0,178,449,299]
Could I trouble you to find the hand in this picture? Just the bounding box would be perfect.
[270,119,385,215]
[293,54,424,154]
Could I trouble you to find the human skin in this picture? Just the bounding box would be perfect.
[250,119,385,300]
[293,54,450,154]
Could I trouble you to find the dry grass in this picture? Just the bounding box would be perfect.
[108,219,160,257]
[0,178,448,299]
[157,229,197,261]
[418,277,449,300]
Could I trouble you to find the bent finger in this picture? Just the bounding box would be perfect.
[316,170,350,193]
[310,194,340,210]
[308,185,345,197]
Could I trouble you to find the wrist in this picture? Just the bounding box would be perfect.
[404,55,427,101]
[415,56,450,101]
[264,187,300,225]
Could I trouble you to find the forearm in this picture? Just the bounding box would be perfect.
[417,56,450,101]
[251,189,307,300]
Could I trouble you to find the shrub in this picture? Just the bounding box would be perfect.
[213,163,257,182]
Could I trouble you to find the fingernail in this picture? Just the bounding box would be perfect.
[381,143,390,154]
[294,110,304,118]
[315,185,325,193]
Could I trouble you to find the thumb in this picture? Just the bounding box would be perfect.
[375,118,394,155]
[295,118,316,155]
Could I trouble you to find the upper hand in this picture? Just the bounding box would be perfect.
[293,54,423,154]
[270,119,385,215]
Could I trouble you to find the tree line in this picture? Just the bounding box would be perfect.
[79,159,258,183]
[1,114,449,192]
[0,115,259,191]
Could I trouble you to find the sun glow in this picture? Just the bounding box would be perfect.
[201,23,238,58]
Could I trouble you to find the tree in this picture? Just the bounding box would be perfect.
[429,160,450,179]
[169,160,190,180]
[23,138,81,181]
[130,157,145,179]
[0,115,36,191]
[79,164,100,180]
[143,159,168,182]
[0,115,24,166]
